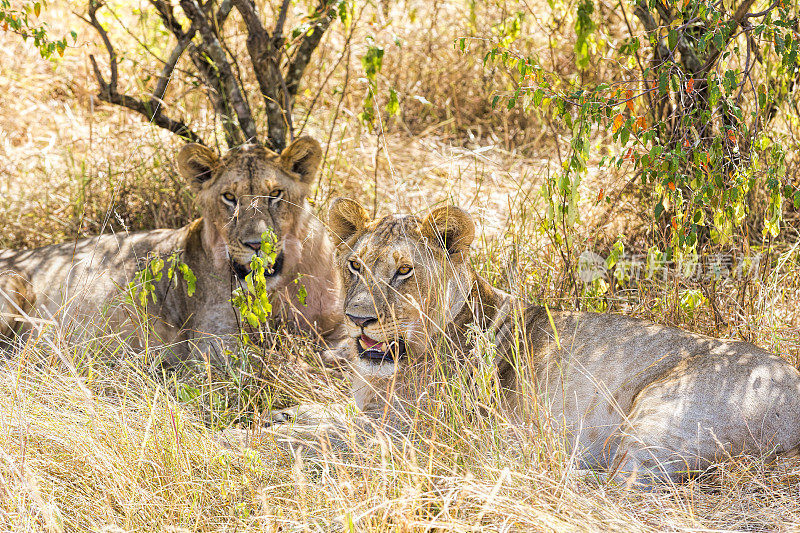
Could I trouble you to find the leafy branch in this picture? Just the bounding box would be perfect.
[1,1,75,59]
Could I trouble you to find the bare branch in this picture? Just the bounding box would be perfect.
[181,0,259,143]
[170,0,241,146]
[87,0,118,88]
[152,34,192,107]
[189,48,243,146]
[150,0,242,145]
[744,0,780,19]
[232,0,288,150]
[213,0,234,34]
[150,0,187,39]
[88,55,204,143]
[633,1,669,65]
[86,0,338,151]
[273,0,291,41]
[285,0,337,99]
[85,0,204,144]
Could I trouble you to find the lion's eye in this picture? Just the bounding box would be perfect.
[222,192,237,205]
[396,265,413,277]
[269,189,284,204]
[348,259,362,273]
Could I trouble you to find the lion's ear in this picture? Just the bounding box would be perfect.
[421,206,475,258]
[328,198,370,246]
[280,136,322,184]
[177,143,218,186]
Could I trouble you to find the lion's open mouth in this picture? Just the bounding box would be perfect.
[357,334,407,364]
[232,250,285,280]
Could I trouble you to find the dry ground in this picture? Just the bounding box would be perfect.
[2,1,800,531]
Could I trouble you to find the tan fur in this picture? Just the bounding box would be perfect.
[327,199,800,486]
[0,137,343,366]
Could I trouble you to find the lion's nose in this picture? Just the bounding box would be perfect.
[346,313,378,328]
[243,240,262,251]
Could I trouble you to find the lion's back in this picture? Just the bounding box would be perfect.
[0,228,187,319]
[507,307,797,429]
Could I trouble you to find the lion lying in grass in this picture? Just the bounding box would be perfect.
[0,138,343,367]
[275,198,800,486]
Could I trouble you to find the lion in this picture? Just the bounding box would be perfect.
[0,137,343,367]
[314,198,800,486]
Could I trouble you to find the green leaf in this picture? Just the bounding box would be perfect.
[620,125,630,145]
[658,71,668,96]
[149,257,164,282]
[361,38,384,81]
[338,0,351,28]
[245,311,260,329]
[574,0,595,69]
[654,201,665,219]
[177,383,201,403]
[295,278,308,306]
[385,87,399,116]
[533,88,544,106]
[179,263,197,297]
[713,31,724,49]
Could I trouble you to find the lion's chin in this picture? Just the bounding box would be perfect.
[352,354,398,380]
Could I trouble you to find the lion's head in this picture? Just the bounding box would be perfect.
[327,199,477,385]
[177,137,322,285]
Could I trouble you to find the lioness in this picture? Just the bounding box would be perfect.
[323,198,800,485]
[0,137,342,366]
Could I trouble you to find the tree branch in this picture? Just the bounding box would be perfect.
[152,29,194,110]
[700,0,757,73]
[87,0,117,88]
[163,0,243,146]
[85,0,204,144]
[233,0,289,150]
[89,56,204,143]
[181,0,259,143]
[285,0,337,99]
[86,0,337,150]
[273,0,291,41]
[150,0,187,39]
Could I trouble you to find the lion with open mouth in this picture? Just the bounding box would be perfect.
[0,138,343,368]
[317,198,800,486]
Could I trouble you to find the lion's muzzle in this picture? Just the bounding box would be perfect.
[356,333,407,364]
[231,249,285,280]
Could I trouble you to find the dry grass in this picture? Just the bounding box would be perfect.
[3,0,800,531]
[4,332,800,531]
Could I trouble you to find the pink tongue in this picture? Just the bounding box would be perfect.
[360,334,382,349]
